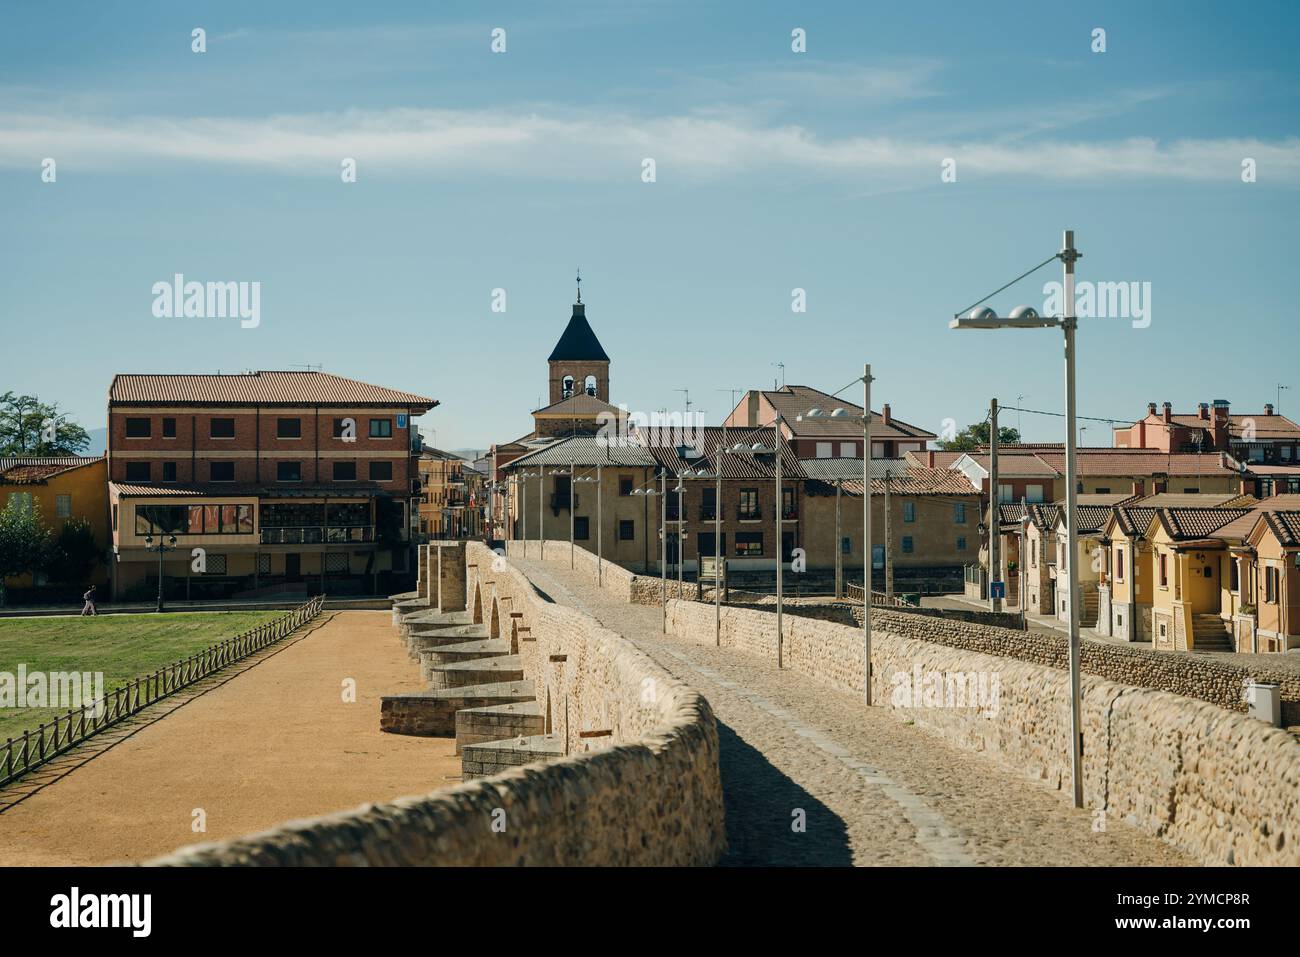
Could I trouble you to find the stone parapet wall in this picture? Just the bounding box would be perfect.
[149,543,725,867]
[665,597,1300,866]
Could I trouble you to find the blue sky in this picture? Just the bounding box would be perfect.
[3,0,1298,450]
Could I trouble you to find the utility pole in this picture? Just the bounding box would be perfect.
[884,471,894,601]
[989,397,1002,613]
[1061,228,1084,809]
[834,479,842,599]
[775,414,784,669]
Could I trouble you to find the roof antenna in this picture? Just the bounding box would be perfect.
[772,361,785,389]
[575,267,582,305]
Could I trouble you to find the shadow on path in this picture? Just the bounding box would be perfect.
[716,722,852,867]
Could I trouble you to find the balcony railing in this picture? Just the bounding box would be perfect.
[260,525,375,545]
[781,505,798,520]
[699,505,717,521]
[738,509,761,521]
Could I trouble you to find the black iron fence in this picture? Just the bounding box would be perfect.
[0,595,326,790]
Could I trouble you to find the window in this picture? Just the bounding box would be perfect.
[258,554,271,574]
[816,442,833,458]
[1159,554,1168,587]
[1094,487,1111,494]
[125,418,151,438]
[1025,484,1046,504]
[369,461,393,481]
[697,531,726,556]
[325,553,349,574]
[575,516,590,540]
[618,519,635,541]
[903,502,916,523]
[1183,488,1198,494]
[739,489,759,520]
[210,461,235,482]
[1116,549,1125,582]
[369,418,392,438]
[277,417,301,439]
[332,418,353,438]
[735,532,763,557]
[210,418,235,439]
[956,536,967,551]
[333,461,357,481]
[954,503,966,524]
[205,554,227,575]
[700,487,717,520]
[1230,559,1239,592]
[584,374,598,396]
[619,476,634,496]
[872,544,885,569]
[1265,566,1280,603]
[112,504,117,531]
[125,461,151,482]
[997,484,1013,504]
[781,488,796,519]
[162,418,177,438]
[135,504,187,535]
[839,442,855,457]
[841,537,851,555]
[55,494,71,517]
[162,462,178,482]
[902,536,914,554]
[277,461,302,482]
[562,376,575,398]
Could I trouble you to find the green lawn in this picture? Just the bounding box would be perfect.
[0,611,281,741]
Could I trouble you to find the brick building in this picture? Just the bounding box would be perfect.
[106,370,436,600]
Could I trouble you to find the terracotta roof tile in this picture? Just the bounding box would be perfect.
[110,371,436,409]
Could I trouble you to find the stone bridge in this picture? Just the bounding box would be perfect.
[154,540,1299,867]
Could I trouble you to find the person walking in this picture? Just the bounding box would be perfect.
[80,584,98,617]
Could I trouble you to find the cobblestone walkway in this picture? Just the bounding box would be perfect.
[514,559,1193,867]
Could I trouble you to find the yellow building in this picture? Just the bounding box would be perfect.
[0,456,110,592]
[1095,492,1251,642]
[1243,510,1300,652]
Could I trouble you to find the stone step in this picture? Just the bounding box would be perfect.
[461,733,567,781]
[419,640,511,680]
[403,608,474,627]
[402,617,483,639]
[380,681,535,737]
[405,625,492,661]
[427,655,524,691]
[454,701,545,754]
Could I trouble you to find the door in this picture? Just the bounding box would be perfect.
[285,553,301,581]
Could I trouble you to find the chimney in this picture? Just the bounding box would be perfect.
[1212,399,1230,422]
[746,391,759,426]
[1265,403,1275,416]
[1198,402,1210,421]
[925,450,936,467]
[882,403,892,426]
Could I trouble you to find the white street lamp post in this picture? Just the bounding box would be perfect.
[949,228,1084,808]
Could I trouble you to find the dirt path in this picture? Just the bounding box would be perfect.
[513,559,1194,867]
[0,611,459,866]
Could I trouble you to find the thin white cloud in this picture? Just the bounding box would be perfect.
[2,107,1296,182]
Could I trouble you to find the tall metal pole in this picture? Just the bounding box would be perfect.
[569,468,575,570]
[596,464,603,586]
[1061,228,1084,808]
[660,469,667,633]
[1020,496,1029,631]
[775,415,783,669]
[714,455,722,646]
[884,471,894,601]
[156,543,165,613]
[537,466,544,558]
[834,479,842,599]
[990,397,1002,612]
[863,363,874,705]
[677,477,684,596]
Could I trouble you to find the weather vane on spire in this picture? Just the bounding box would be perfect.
[575,267,582,304]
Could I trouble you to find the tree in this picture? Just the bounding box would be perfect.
[0,499,53,605]
[937,421,1022,452]
[0,391,91,456]
[44,517,102,585]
